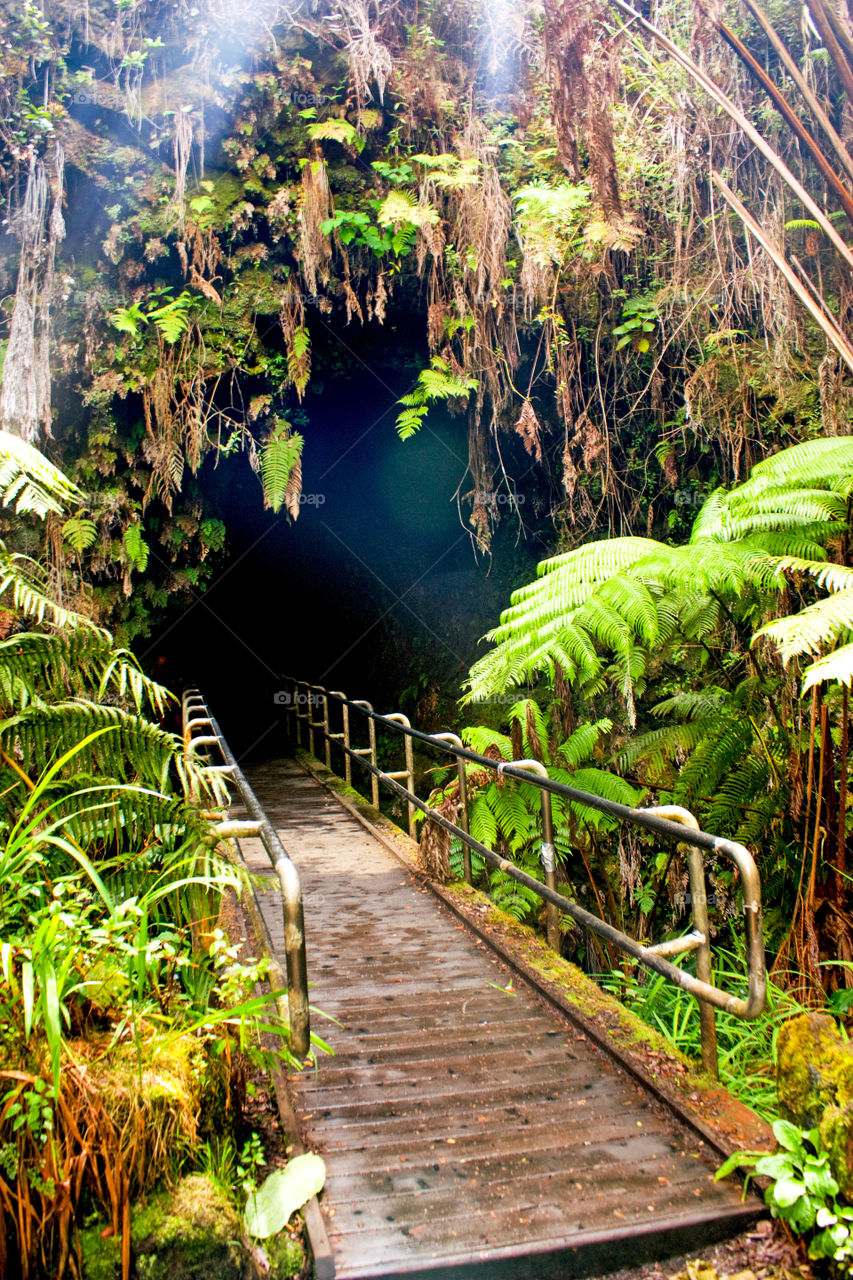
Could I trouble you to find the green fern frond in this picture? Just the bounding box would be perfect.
[0,701,211,799]
[674,717,755,807]
[618,717,719,775]
[737,436,853,496]
[259,424,303,514]
[558,719,612,768]
[0,545,99,631]
[123,523,149,573]
[651,689,730,720]
[469,791,498,847]
[754,588,853,661]
[801,642,853,691]
[62,517,97,552]
[0,432,79,516]
[461,726,513,760]
[307,118,360,148]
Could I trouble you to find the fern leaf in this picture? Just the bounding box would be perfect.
[558,719,612,768]
[0,432,79,516]
[62,517,97,552]
[754,588,853,661]
[802,642,853,691]
[259,424,303,514]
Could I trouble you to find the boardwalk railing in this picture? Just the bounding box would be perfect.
[280,677,766,1077]
[182,689,311,1057]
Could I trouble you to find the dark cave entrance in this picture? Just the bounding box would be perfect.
[146,311,542,756]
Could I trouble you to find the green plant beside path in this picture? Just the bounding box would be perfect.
[717,1119,853,1271]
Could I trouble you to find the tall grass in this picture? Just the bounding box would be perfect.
[599,946,815,1121]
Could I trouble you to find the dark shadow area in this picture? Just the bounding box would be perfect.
[146,313,543,756]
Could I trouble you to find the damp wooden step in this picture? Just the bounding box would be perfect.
[236,758,758,1280]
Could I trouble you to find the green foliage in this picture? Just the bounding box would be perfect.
[395,356,477,439]
[514,181,590,268]
[306,118,363,151]
[259,423,303,514]
[243,1153,326,1239]
[110,290,194,343]
[123,521,149,572]
[601,951,809,1119]
[0,432,79,517]
[716,1121,853,1270]
[61,516,97,551]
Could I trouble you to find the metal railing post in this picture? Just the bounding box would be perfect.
[296,681,310,749]
[642,806,719,1078]
[327,692,349,782]
[319,687,332,768]
[505,760,560,951]
[182,693,311,1058]
[309,686,327,761]
[283,676,297,740]
[351,701,380,808]
[383,713,416,837]
[432,733,471,884]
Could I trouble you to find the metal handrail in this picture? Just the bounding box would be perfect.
[182,689,311,1058]
[278,677,767,1076]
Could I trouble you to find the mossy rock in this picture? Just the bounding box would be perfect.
[265,1230,305,1276]
[132,1174,247,1279]
[78,1224,122,1280]
[777,1012,853,1195]
[79,1175,305,1280]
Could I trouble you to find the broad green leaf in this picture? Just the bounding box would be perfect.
[754,1153,796,1180]
[772,1118,805,1153]
[243,1153,326,1239]
[770,1175,807,1208]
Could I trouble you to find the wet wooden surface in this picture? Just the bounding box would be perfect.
[237,759,757,1280]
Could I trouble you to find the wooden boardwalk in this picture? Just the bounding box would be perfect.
[237,759,758,1280]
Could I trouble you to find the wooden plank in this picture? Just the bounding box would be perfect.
[241,759,760,1280]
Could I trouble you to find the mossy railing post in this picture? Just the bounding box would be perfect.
[503,760,560,951]
[382,712,417,837]
[431,732,471,884]
[328,691,350,783]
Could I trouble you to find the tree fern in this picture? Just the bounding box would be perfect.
[557,719,612,768]
[507,697,550,762]
[0,545,99,632]
[755,588,853,661]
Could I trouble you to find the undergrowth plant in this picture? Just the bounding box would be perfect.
[717,1120,853,1273]
[599,947,812,1120]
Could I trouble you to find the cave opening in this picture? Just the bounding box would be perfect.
[145,307,542,754]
